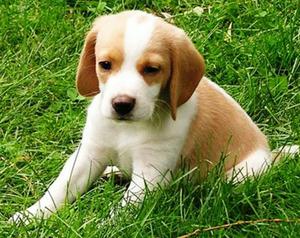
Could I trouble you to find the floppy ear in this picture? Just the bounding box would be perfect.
[76,29,99,97]
[169,32,205,120]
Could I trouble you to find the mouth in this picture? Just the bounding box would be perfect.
[112,114,134,121]
[107,110,152,122]
[117,117,131,121]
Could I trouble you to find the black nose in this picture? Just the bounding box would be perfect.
[112,95,136,116]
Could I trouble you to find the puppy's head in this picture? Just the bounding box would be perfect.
[76,10,205,121]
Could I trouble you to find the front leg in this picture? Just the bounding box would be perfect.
[10,142,108,223]
[121,147,179,207]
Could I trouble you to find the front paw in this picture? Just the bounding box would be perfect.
[9,211,34,225]
[9,206,49,225]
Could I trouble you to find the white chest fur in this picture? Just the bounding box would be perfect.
[82,93,197,175]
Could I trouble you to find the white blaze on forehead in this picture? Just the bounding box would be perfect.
[123,13,156,68]
[99,13,160,120]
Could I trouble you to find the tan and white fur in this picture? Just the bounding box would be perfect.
[10,10,298,223]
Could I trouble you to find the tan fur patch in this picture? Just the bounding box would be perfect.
[182,78,269,180]
[136,50,171,86]
[127,17,172,87]
[76,30,99,97]
[76,12,136,96]
[94,13,128,84]
[137,18,205,121]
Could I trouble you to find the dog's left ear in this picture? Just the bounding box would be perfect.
[76,29,99,97]
[169,30,205,120]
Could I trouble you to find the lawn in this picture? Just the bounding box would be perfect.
[0,0,299,237]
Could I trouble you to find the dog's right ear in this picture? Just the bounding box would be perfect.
[76,29,99,97]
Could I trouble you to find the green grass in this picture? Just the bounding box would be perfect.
[0,0,299,237]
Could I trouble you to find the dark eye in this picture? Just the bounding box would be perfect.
[143,66,160,74]
[99,61,112,70]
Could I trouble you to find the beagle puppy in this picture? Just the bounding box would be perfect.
[11,10,287,222]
